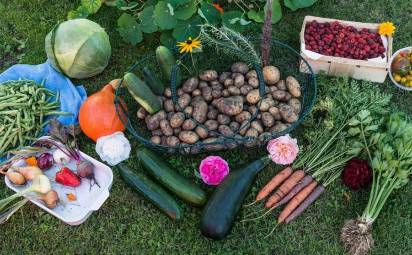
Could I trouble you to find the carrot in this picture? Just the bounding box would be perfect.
[272,175,313,209]
[284,185,326,224]
[265,170,305,208]
[278,180,318,223]
[256,167,293,202]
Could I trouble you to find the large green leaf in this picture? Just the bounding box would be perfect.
[247,10,264,23]
[67,6,89,19]
[154,1,177,30]
[222,11,251,32]
[160,30,176,49]
[284,0,317,11]
[115,0,139,10]
[174,1,197,20]
[167,0,190,8]
[247,0,282,24]
[117,13,143,45]
[198,2,221,24]
[172,15,202,41]
[140,6,158,33]
[81,0,102,14]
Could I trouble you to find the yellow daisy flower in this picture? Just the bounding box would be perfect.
[378,21,396,36]
[177,37,201,54]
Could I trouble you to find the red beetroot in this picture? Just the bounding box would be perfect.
[341,158,372,190]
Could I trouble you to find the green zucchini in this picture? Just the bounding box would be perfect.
[118,163,182,220]
[155,46,181,85]
[123,72,161,114]
[200,158,270,240]
[137,147,207,206]
[142,67,164,95]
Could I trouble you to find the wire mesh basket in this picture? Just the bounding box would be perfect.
[115,38,317,154]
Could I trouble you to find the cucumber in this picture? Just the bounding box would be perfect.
[137,147,207,206]
[123,72,161,114]
[155,46,181,85]
[200,158,270,240]
[118,163,182,220]
[142,67,164,95]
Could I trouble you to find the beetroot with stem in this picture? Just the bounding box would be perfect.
[77,160,100,189]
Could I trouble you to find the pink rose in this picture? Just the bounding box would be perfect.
[199,156,229,186]
[267,134,299,165]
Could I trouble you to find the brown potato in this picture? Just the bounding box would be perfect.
[201,86,213,102]
[222,89,230,97]
[262,66,280,85]
[248,105,258,115]
[160,119,173,136]
[212,89,222,99]
[269,85,278,93]
[192,88,201,97]
[279,104,299,123]
[239,121,251,136]
[204,119,219,131]
[152,129,163,136]
[219,72,231,84]
[233,74,245,87]
[137,107,147,119]
[192,100,208,123]
[276,80,287,90]
[229,121,240,132]
[284,92,292,101]
[217,114,231,125]
[235,111,252,123]
[259,98,273,112]
[177,88,184,96]
[167,112,174,120]
[286,76,301,97]
[272,90,287,101]
[228,86,241,96]
[178,131,199,144]
[210,81,223,90]
[244,128,259,147]
[195,126,208,139]
[246,70,257,80]
[151,136,161,144]
[182,119,196,130]
[288,98,301,113]
[248,77,260,89]
[164,87,172,98]
[182,77,199,93]
[231,62,249,74]
[146,110,166,130]
[261,112,275,127]
[199,70,218,81]
[251,120,264,134]
[246,89,261,104]
[214,96,244,116]
[166,136,180,147]
[259,132,272,143]
[163,99,175,112]
[224,78,234,88]
[269,106,282,120]
[184,106,193,116]
[173,127,181,136]
[177,93,191,109]
[203,138,226,151]
[161,136,168,146]
[207,107,219,120]
[270,122,288,133]
[218,125,234,136]
[240,85,253,95]
[199,81,209,89]
[170,112,185,128]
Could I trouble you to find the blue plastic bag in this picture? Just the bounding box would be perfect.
[0,61,87,126]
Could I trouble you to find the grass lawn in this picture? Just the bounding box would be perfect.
[1,0,411,254]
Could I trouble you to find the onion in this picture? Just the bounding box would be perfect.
[37,153,54,170]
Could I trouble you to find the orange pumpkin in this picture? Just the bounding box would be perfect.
[79,83,127,142]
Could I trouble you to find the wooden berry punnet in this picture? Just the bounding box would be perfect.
[299,16,393,83]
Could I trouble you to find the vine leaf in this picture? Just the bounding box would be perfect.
[248,0,282,24]
[198,2,221,24]
[117,13,143,45]
[284,0,318,11]
[167,0,191,8]
[174,1,197,20]
[81,0,102,14]
[154,1,177,30]
[247,10,264,23]
[140,6,158,33]
[172,15,202,41]
[67,6,89,20]
[222,11,251,32]
[160,30,176,49]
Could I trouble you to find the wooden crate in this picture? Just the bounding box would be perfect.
[299,16,393,83]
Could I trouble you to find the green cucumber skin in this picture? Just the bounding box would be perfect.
[123,72,161,114]
[137,147,207,206]
[142,67,164,95]
[200,158,269,240]
[156,46,176,80]
[118,163,182,220]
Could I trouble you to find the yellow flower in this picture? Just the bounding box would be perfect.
[177,37,201,54]
[378,22,396,36]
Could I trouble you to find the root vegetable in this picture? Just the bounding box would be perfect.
[233,74,245,87]
[284,92,292,101]
[246,70,257,80]
[182,119,196,130]
[273,175,313,209]
[195,126,209,139]
[178,131,199,144]
[217,114,231,125]
[11,166,43,181]
[248,105,258,115]
[201,86,213,102]
[284,185,325,223]
[269,107,282,120]
[147,111,166,130]
[77,160,99,189]
[137,107,148,119]
[235,111,252,123]
[203,138,225,151]
[177,88,184,96]
[228,86,241,96]
[244,128,259,147]
[231,62,249,74]
[270,122,288,133]
[164,88,172,98]
[204,120,219,131]
[211,89,222,99]
[182,77,199,93]
[286,76,301,97]
[215,96,244,116]
[218,125,233,136]
[199,70,218,81]
[152,129,163,136]
[151,136,161,144]
[265,170,305,208]
[37,153,54,170]
[248,77,259,88]
[272,90,287,101]
[3,171,26,185]
[173,128,181,136]
[263,66,280,85]
[246,89,260,104]
[166,136,180,147]
[192,89,201,97]
[160,119,173,136]
[163,99,175,112]
[170,112,185,128]
[276,80,287,90]
[288,98,302,113]
[240,85,253,96]
[255,167,293,202]
[222,89,230,97]
[207,108,219,120]
[259,98,272,111]
[259,132,272,143]
[178,94,191,109]
[269,86,278,93]
[229,122,240,132]
[199,81,208,89]
[251,121,264,134]
[261,112,275,128]
[184,106,193,116]
[192,100,208,123]
[219,72,231,83]
[279,104,299,123]
[239,121,250,136]
[39,190,59,209]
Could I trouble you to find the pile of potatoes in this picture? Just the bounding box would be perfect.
[137,62,302,151]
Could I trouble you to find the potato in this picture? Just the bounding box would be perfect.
[178,93,191,109]
[259,132,272,143]
[173,127,181,136]
[246,70,257,80]
[152,129,163,136]
[235,111,252,123]
[276,80,287,90]
[210,81,223,90]
[224,78,234,88]
[203,138,225,151]
[177,88,184,96]
[164,87,172,98]
[199,70,218,81]
[192,100,208,123]
[163,99,175,112]
[244,128,259,147]
[259,98,273,112]
[192,88,201,97]
[157,96,165,105]
[160,119,173,136]
[239,121,250,136]
[161,136,168,146]
[248,105,258,115]
[167,112,174,120]
[137,107,147,119]
[212,89,222,99]
[233,74,245,87]
[218,125,234,136]
[240,85,253,95]
[279,104,299,123]
[214,96,244,116]
[269,106,282,120]
[195,126,208,139]
[219,72,231,84]
[191,95,204,105]
[272,90,287,101]
[199,81,209,89]
[217,114,231,125]
[201,86,213,102]
[204,119,218,131]
[170,112,185,128]
[184,106,193,116]
[261,112,275,127]
[231,62,249,74]
[251,120,264,134]
[228,86,241,96]
[229,121,240,132]
[262,66,280,85]
[178,131,199,144]
[222,89,230,97]
[246,89,260,104]
[284,92,292,101]
[286,76,301,97]
[182,119,196,130]
[288,98,301,113]
[269,85,278,93]
[270,122,288,133]
[146,110,166,130]
[151,136,161,144]
[166,136,180,147]
[182,77,199,93]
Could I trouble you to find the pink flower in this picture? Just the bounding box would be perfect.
[199,156,230,186]
[267,134,299,165]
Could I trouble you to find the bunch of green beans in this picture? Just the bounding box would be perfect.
[0,80,69,156]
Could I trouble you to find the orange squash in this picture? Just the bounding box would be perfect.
[79,83,127,142]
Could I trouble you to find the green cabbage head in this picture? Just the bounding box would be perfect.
[45,19,111,79]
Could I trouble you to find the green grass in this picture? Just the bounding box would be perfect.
[1,0,411,254]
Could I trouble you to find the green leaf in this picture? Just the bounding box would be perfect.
[167,0,190,8]
[365,124,379,132]
[198,2,221,24]
[117,13,143,45]
[358,109,371,121]
[348,127,361,136]
[81,0,102,14]
[247,10,264,23]
[154,1,177,30]
[140,6,158,33]
[116,0,139,10]
[67,6,89,19]
[348,118,360,126]
[284,0,317,11]
[174,1,197,20]
[222,11,251,32]
[172,15,202,41]
[160,30,176,49]
[267,0,282,24]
